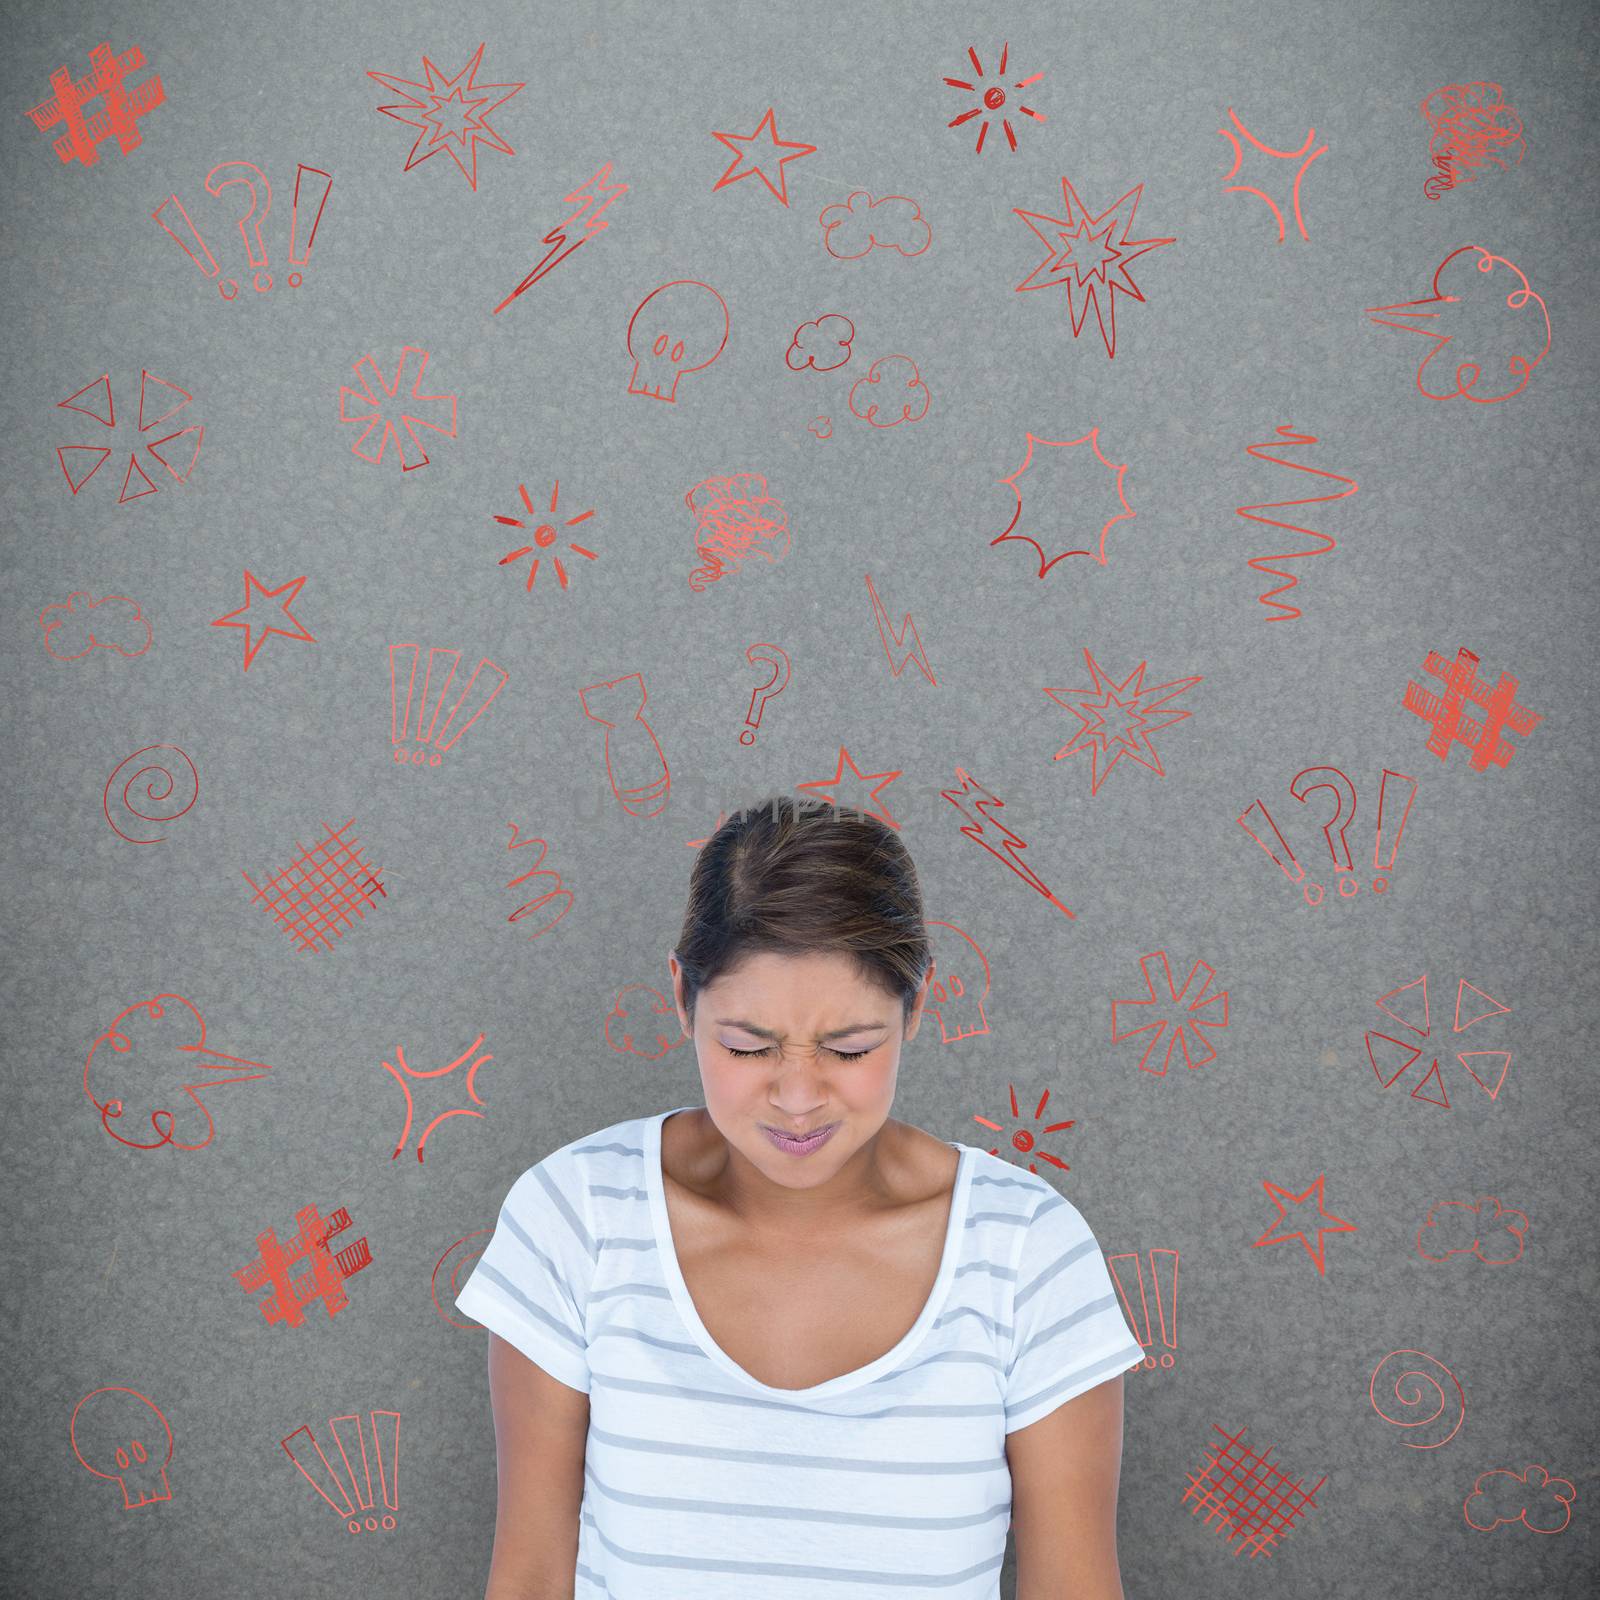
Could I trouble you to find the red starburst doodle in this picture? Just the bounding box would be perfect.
[943,43,1045,153]
[1111,952,1230,1074]
[971,1085,1075,1173]
[339,348,458,472]
[1044,649,1202,794]
[494,479,598,593]
[55,370,203,504]
[367,44,525,190]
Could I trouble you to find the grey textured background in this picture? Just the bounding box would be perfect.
[3,0,1596,1595]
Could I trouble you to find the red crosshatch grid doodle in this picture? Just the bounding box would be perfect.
[235,1203,373,1329]
[26,41,164,166]
[1181,1424,1326,1556]
[240,819,387,952]
[1403,645,1543,772]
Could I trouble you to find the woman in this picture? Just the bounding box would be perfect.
[456,794,1145,1599]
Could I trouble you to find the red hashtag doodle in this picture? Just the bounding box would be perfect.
[240,818,388,952]
[1402,645,1543,772]
[25,42,165,167]
[234,1203,373,1329]
[1181,1424,1326,1556]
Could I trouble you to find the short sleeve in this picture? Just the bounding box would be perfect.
[1002,1186,1145,1434]
[454,1144,597,1395]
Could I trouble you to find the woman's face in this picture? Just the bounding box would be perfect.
[669,948,934,1186]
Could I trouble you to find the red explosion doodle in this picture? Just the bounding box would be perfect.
[367,44,525,190]
[1182,1425,1326,1556]
[55,371,203,504]
[942,42,1045,153]
[1217,107,1328,243]
[990,428,1136,576]
[1252,1174,1357,1275]
[338,347,458,471]
[383,1032,494,1163]
[970,1084,1075,1173]
[1044,649,1202,794]
[1111,951,1230,1074]
[210,569,316,672]
[709,107,816,207]
[494,478,598,593]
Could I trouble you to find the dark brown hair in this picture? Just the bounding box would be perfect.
[673,794,932,1031]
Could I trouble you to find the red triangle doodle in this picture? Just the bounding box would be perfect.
[1454,981,1511,1033]
[138,371,193,433]
[146,425,204,483]
[1375,974,1429,1037]
[57,445,113,492]
[1456,1051,1512,1099]
[1408,1058,1451,1108]
[1364,1030,1422,1088]
[58,374,115,427]
[119,454,161,503]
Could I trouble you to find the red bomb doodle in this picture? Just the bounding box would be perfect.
[739,643,790,745]
[71,1387,174,1508]
[579,672,671,818]
[627,281,729,402]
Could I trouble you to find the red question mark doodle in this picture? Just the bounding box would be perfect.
[103,744,199,843]
[1369,1349,1467,1448]
[740,643,790,745]
[1289,765,1358,897]
[205,161,273,296]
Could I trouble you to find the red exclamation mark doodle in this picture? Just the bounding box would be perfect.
[1106,1247,1179,1372]
[1289,765,1358,898]
[152,192,226,294]
[288,164,334,287]
[1371,768,1418,893]
[282,1410,400,1534]
[1238,797,1323,906]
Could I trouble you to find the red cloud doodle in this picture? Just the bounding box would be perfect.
[819,191,931,259]
[1463,1464,1576,1534]
[604,984,690,1059]
[1416,1195,1529,1264]
[41,592,153,658]
[786,314,854,371]
[848,354,929,427]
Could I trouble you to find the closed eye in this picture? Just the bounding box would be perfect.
[725,1044,872,1061]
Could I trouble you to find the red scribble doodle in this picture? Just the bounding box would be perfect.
[432,1230,492,1329]
[848,355,930,427]
[1107,1248,1180,1372]
[1238,427,1358,620]
[282,1410,400,1534]
[819,191,932,260]
[1182,1425,1326,1556]
[103,745,198,844]
[943,43,1045,154]
[235,1203,373,1329]
[391,644,507,766]
[1464,1464,1576,1534]
[808,416,832,439]
[1363,973,1513,1108]
[1421,83,1525,201]
[579,673,671,818]
[1111,952,1229,1074]
[627,281,729,402]
[240,819,388,953]
[367,44,524,190]
[1369,1350,1466,1449]
[502,824,575,940]
[40,592,153,659]
[941,769,1075,920]
[864,573,937,685]
[70,1388,173,1508]
[83,993,273,1152]
[153,161,333,298]
[1417,1195,1529,1265]
[924,919,991,1042]
[797,747,905,829]
[1403,645,1542,772]
[1252,1174,1356,1275]
[971,1084,1075,1173]
[492,163,627,313]
[709,107,816,207]
[740,644,791,745]
[55,370,203,503]
[382,1032,493,1163]
[26,42,164,166]
[786,314,854,372]
[686,473,790,591]
[1045,650,1201,793]
[1013,179,1175,357]
[339,347,458,471]
[494,478,598,592]
[1366,246,1550,403]
[1217,108,1328,243]
[210,569,316,671]
[605,984,691,1059]
[990,429,1136,575]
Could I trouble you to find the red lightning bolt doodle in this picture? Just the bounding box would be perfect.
[863,574,937,685]
[382,1033,494,1162]
[492,164,628,315]
[1238,427,1359,621]
[940,769,1075,920]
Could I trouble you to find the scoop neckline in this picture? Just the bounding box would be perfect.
[644,1103,974,1401]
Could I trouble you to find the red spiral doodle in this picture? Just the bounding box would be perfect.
[1369,1348,1466,1448]
[103,744,199,843]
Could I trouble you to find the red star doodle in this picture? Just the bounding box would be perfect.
[367,44,526,191]
[1013,179,1175,357]
[709,107,817,207]
[210,570,316,672]
[991,428,1136,575]
[1044,649,1202,794]
[1252,1174,1357,1276]
[794,747,904,829]
[382,1032,493,1163]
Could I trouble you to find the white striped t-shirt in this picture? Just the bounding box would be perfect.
[455,1103,1145,1599]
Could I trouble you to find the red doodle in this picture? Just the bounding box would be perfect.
[83,993,273,1152]
[740,644,791,745]
[709,107,816,207]
[494,478,598,592]
[392,644,507,766]
[1107,1248,1180,1372]
[1013,179,1175,357]
[819,191,931,260]
[1182,1425,1326,1556]
[1463,1465,1576,1534]
[1252,1174,1357,1275]
[383,1033,493,1163]
[502,824,575,940]
[339,347,458,471]
[235,1204,373,1329]
[990,428,1136,575]
[240,819,388,953]
[627,280,729,402]
[864,573,937,685]
[103,745,198,844]
[1111,952,1229,1074]
[942,43,1045,154]
[941,769,1075,920]
[808,416,832,439]
[40,592,154,659]
[1416,1195,1529,1265]
[1363,973,1513,1109]
[210,570,315,672]
[1421,83,1525,201]
[847,355,930,427]
[579,672,671,818]
[368,45,524,189]
[1369,1350,1466,1449]
[924,919,991,1042]
[1238,427,1358,620]
[685,473,790,591]
[492,163,627,313]
[70,1388,174,1508]
[27,42,164,166]
[970,1084,1075,1173]
[1403,645,1542,772]
[605,984,691,1059]
[1217,108,1328,243]
[797,746,904,830]
[1366,245,1550,403]
[431,1231,493,1329]
[1045,650,1202,793]
[786,314,854,372]
[55,370,203,503]
[282,1410,400,1533]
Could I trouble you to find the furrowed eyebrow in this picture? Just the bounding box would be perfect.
[714,1018,887,1042]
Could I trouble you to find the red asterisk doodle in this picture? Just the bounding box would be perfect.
[1044,649,1202,794]
[710,107,816,207]
[339,348,458,472]
[1111,952,1230,1074]
[367,44,525,190]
